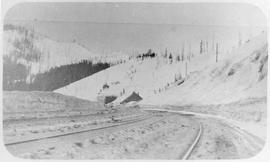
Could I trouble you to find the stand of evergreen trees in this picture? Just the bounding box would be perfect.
[3,58,110,91]
[136,49,156,60]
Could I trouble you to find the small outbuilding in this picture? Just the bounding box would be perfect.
[120,91,143,104]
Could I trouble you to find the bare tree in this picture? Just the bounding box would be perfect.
[188,42,191,61]
[181,43,185,61]
[165,48,168,58]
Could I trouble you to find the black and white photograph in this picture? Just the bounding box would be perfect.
[1,1,269,160]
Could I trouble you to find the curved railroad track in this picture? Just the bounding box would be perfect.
[144,109,203,160]
[6,108,261,159]
[143,108,264,159]
[181,121,202,159]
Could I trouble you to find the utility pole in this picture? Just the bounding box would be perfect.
[188,42,191,61]
[216,43,219,62]
[200,40,203,54]
[181,43,185,61]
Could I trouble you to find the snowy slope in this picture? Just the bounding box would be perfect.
[142,31,268,105]
[56,31,267,106]
[55,57,185,102]
[55,44,216,102]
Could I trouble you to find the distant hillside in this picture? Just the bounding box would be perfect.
[3,24,97,75]
[3,58,110,91]
[3,24,124,91]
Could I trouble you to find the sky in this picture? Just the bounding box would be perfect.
[4,2,268,55]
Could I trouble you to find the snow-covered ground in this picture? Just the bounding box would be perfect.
[55,43,217,102]
[56,58,187,101]
[55,31,267,106]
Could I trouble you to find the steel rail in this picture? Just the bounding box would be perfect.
[181,121,202,160]
[5,114,153,146]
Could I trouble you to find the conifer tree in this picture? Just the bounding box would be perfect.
[169,53,173,64]
[200,40,203,54]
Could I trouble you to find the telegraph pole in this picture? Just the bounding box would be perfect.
[216,43,219,62]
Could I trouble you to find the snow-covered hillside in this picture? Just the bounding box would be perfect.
[3,24,128,76]
[55,48,198,102]
[55,58,175,101]
[55,31,267,106]
[143,31,268,105]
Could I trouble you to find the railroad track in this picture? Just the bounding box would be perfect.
[6,108,264,159]
[144,108,265,159]
[144,109,203,160]
[5,114,155,146]
[6,110,204,159]
[181,121,202,160]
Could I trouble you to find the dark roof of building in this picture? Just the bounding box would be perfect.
[120,91,142,104]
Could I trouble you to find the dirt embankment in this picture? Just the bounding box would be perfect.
[3,91,104,113]
[3,91,148,146]
[3,91,105,121]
